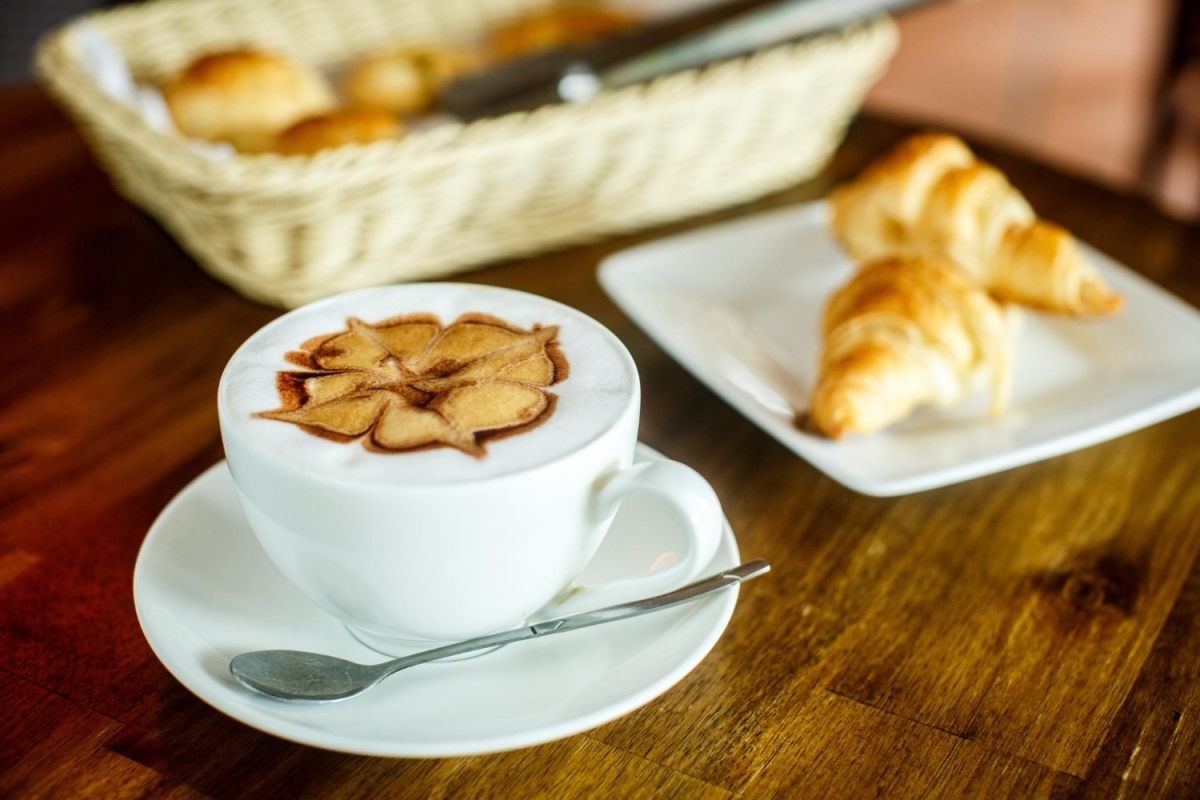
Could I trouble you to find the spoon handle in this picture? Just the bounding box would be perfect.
[531,559,770,636]
[381,560,770,679]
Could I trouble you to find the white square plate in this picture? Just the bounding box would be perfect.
[599,202,1200,496]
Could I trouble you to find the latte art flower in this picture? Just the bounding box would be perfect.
[257,313,568,456]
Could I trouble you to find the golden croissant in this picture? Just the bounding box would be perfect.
[808,255,1013,440]
[830,133,1123,316]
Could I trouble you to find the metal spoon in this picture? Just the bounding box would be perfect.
[230,559,770,702]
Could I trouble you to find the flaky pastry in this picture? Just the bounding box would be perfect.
[163,49,335,153]
[830,133,1123,316]
[807,255,1013,439]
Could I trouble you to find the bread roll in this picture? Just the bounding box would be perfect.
[274,108,404,155]
[830,133,1123,316]
[343,46,486,115]
[489,5,640,60]
[163,50,335,153]
[808,255,1013,439]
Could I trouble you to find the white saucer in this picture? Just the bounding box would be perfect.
[600,201,1200,496]
[133,444,742,757]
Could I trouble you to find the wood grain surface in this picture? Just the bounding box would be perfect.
[1,86,1199,799]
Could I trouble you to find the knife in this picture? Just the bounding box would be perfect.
[442,0,935,120]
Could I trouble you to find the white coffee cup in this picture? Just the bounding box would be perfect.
[218,284,724,656]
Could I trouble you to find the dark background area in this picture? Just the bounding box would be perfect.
[1,1,104,84]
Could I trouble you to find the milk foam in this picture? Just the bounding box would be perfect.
[219,284,637,484]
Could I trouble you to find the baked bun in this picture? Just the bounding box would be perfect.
[343,46,487,115]
[163,49,335,153]
[274,108,404,155]
[490,5,640,60]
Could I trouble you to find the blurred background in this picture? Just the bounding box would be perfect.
[5,0,1200,218]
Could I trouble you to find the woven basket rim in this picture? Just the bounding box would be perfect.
[36,10,895,188]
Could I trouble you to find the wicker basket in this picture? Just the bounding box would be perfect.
[36,0,896,308]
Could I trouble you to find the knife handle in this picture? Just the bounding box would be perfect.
[440,0,779,120]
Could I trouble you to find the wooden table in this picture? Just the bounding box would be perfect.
[2,87,1199,799]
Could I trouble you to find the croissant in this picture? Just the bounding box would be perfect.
[807,256,1013,439]
[830,133,1123,316]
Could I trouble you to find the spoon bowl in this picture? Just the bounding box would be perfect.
[231,650,392,702]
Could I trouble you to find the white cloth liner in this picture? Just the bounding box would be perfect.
[71,20,242,162]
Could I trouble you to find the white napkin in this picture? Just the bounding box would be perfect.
[71,20,236,161]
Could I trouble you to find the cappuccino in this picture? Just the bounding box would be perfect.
[217,283,722,653]
[220,284,636,484]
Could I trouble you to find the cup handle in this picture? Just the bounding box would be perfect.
[547,456,725,616]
